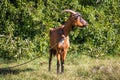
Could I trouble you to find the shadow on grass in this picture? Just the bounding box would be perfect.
[0,68,34,75]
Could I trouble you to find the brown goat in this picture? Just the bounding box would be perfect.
[49,10,88,73]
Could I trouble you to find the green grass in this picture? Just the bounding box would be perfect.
[0,55,120,80]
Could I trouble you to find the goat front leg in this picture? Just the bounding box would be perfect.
[61,59,64,73]
[61,50,67,73]
[57,53,60,74]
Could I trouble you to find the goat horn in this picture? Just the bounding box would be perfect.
[61,10,76,14]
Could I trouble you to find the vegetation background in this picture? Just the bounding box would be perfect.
[0,0,120,80]
[0,0,120,59]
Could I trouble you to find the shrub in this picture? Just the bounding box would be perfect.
[0,0,119,59]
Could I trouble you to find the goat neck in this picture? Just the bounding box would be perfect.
[63,18,74,37]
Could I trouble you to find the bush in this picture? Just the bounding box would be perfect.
[0,0,120,59]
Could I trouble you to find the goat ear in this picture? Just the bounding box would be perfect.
[73,19,77,26]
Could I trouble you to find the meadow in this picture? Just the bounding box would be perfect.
[0,55,120,80]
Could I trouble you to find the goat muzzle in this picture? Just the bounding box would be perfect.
[81,18,88,27]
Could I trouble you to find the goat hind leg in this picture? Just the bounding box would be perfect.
[57,53,60,74]
[48,50,52,71]
[61,50,67,73]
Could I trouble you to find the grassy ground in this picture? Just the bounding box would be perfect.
[0,55,120,80]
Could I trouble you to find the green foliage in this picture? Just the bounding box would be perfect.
[69,0,120,58]
[0,0,120,59]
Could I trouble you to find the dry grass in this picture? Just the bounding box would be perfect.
[0,55,120,80]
